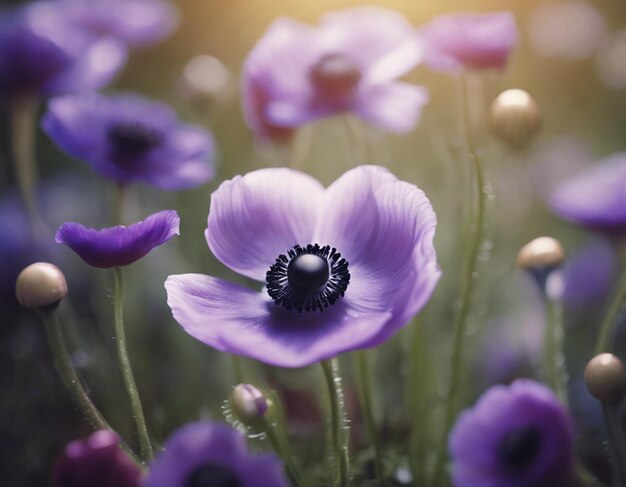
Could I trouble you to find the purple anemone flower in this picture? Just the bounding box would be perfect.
[56,210,180,268]
[0,2,126,98]
[242,7,428,142]
[165,166,440,368]
[53,430,141,487]
[27,0,179,48]
[42,93,216,190]
[144,421,288,487]
[449,379,575,487]
[550,152,626,234]
[420,12,518,72]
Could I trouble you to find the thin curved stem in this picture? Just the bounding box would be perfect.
[41,309,111,431]
[595,265,626,355]
[408,317,429,486]
[432,75,489,486]
[112,267,153,463]
[40,308,142,466]
[356,350,385,485]
[602,402,626,487]
[10,96,39,225]
[543,290,568,405]
[265,390,304,487]
[321,358,350,487]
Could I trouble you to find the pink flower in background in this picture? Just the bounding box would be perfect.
[420,12,518,72]
[242,7,428,142]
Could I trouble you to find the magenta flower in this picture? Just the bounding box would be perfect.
[144,422,288,487]
[27,0,179,48]
[56,210,180,268]
[0,3,126,98]
[550,153,626,234]
[53,430,141,487]
[449,380,575,487]
[420,12,518,72]
[42,93,215,190]
[165,166,440,368]
[242,7,428,142]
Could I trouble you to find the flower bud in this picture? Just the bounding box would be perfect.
[16,262,68,310]
[177,55,234,112]
[585,353,626,404]
[490,89,541,149]
[517,237,565,271]
[53,430,141,487]
[229,383,269,428]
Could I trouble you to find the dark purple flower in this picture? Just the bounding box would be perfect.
[0,3,126,98]
[53,429,141,487]
[42,93,215,189]
[165,166,440,367]
[27,0,179,48]
[144,421,288,487]
[449,379,575,487]
[420,12,518,72]
[550,152,626,234]
[243,7,428,142]
[56,210,180,268]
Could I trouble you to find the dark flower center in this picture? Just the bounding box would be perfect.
[266,243,350,312]
[108,122,161,157]
[496,426,542,472]
[185,463,241,487]
[310,53,361,104]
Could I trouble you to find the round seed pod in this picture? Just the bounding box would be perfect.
[16,262,68,310]
[517,237,565,270]
[585,353,626,404]
[490,89,541,149]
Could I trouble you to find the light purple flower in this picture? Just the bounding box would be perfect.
[550,152,626,234]
[27,0,179,47]
[0,2,126,98]
[242,7,428,142]
[53,430,141,487]
[420,12,518,72]
[449,380,575,487]
[42,93,215,190]
[165,166,440,368]
[56,210,180,268]
[144,421,288,487]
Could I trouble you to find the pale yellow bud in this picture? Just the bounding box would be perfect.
[16,262,68,310]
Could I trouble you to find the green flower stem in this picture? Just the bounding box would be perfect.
[40,308,142,466]
[356,350,385,485]
[112,266,153,463]
[595,265,626,355]
[408,317,429,486]
[41,308,111,431]
[602,402,626,487]
[432,75,489,486]
[265,391,304,487]
[10,95,40,226]
[321,358,350,487]
[542,288,568,405]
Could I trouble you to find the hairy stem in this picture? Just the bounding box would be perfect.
[112,267,153,463]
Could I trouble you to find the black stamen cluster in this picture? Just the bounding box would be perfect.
[266,243,350,313]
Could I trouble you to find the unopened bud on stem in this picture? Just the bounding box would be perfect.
[585,353,626,404]
[16,262,68,310]
[490,89,541,149]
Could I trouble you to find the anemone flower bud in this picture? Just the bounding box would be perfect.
[16,262,68,310]
[53,430,141,487]
[490,89,541,149]
[585,353,626,404]
[229,383,270,428]
[177,55,234,112]
[517,237,565,271]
